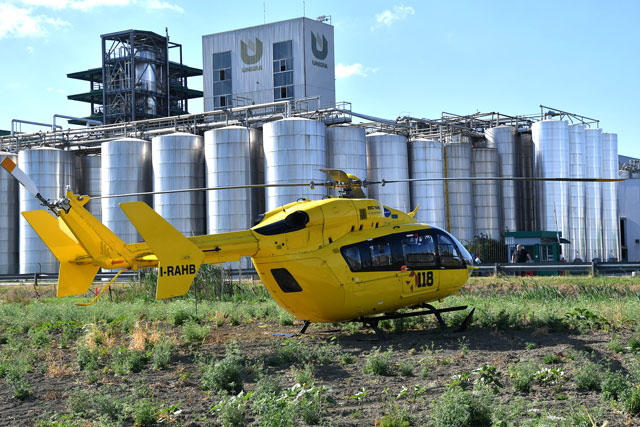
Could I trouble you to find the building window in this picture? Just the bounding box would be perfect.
[213,51,232,108]
[273,41,293,101]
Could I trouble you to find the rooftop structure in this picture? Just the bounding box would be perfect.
[202,17,335,111]
[67,29,203,125]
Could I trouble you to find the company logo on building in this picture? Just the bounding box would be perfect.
[241,37,263,72]
[311,32,328,69]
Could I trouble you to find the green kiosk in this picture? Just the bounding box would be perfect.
[505,231,570,263]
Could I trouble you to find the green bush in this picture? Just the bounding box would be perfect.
[430,385,492,427]
[131,399,158,426]
[378,402,411,427]
[630,335,640,353]
[601,371,628,401]
[28,327,50,348]
[291,364,315,386]
[543,354,563,364]
[607,336,625,353]
[622,387,640,417]
[399,360,414,377]
[212,393,247,427]
[6,366,30,400]
[509,360,538,393]
[111,347,147,375]
[574,362,602,392]
[201,346,245,394]
[363,347,395,377]
[76,345,100,371]
[182,320,210,345]
[151,340,173,370]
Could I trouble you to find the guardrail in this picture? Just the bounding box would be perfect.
[472,262,640,276]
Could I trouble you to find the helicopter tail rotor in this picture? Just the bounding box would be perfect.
[22,210,99,297]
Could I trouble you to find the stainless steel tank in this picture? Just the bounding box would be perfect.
[619,170,632,179]
[532,120,570,253]
[135,50,157,115]
[263,118,327,211]
[568,124,587,261]
[101,138,152,244]
[485,126,518,232]
[445,142,474,244]
[0,152,18,274]
[77,154,102,221]
[602,132,619,261]
[584,128,603,261]
[326,125,367,197]
[517,132,535,231]
[409,139,445,228]
[152,132,205,237]
[205,126,252,269]
[18,148,75,273]
[250,127,265,221]
[366,132,410,211]
[632,173,640,179]
[471,147,502,239]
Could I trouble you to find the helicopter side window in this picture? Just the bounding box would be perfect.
[401,233,436,268]
[342,246,361,271]
[437,233,465,268]
[369,240,392,268]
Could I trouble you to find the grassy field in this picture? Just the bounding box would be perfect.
[1,274,639,426]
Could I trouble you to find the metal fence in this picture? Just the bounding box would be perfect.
[472,262,640,276]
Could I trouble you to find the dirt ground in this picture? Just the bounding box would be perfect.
[1,314,638,426]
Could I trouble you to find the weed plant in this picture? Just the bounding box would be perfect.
[509,360,538,393]
[182,320,210,346]
[378,402,412,427]
[200,344,245,394]
[151,339,173,370]
[601,371,628,401]
[363,347,395,376]
[574,362,602,392]
[430,384,493,427]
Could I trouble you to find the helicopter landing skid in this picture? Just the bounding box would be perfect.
[360,304,471,340]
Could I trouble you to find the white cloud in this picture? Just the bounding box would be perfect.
[0,3,69,39]
[336,63,378,79]
[371,4,415,30]
[69,0,131,11]
[147,0,183,13]
[27,45,34,53]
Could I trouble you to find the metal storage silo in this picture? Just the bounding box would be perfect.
[445,142,474,244]
[250,127,265,221]
[409,139,445,228]
[18,148,75,273]
[366,132,410,211]
[568,124,587,261]
[205,126,252,269]
[77,154,102,220]
[326,125,367,197]
[263,118,326,211]
[584,128,603,261]
[0,152,18,274]
[152,132,205,237]
[602,132,619,261]
[485,126,518,232]
[517,132,535,231]
[532,120,570,251]
[471,147,502,239]
[101,138,152,244]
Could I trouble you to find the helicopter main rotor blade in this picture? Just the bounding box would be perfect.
[93,181,329,200]
[372,176,624,185]
[1,156,41,197]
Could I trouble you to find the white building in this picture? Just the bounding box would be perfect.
[202,17,335,111]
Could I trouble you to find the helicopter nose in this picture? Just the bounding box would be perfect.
[446,231,474,266]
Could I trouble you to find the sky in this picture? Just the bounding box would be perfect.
[1,0,639,157]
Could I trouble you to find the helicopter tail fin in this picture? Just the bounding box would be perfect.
[408,204,420,218]
[120,201,204,299]
[22,210,100,297]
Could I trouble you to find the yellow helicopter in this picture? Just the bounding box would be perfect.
[2,157,476,337]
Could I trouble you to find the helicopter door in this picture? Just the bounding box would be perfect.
[398,232,439,296]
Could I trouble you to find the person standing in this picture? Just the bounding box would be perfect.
[512,244,532,276]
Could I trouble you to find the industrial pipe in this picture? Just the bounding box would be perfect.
[53,114,103,129]
[10,119,61,136]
